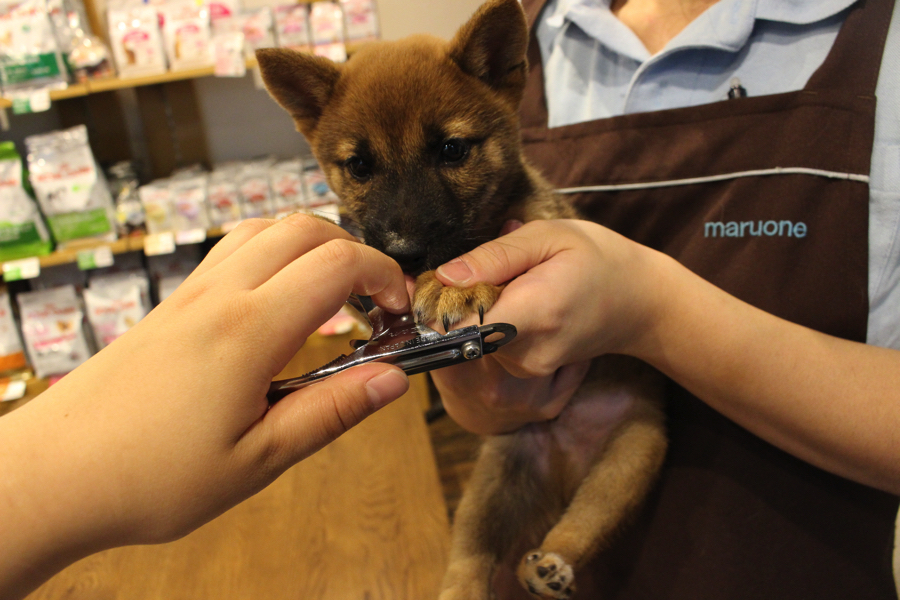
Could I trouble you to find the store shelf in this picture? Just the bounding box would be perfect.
[0,41,365,109]
[0,226,228,274]
[0,61,259,109]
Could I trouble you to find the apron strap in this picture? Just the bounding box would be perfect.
[520,0,550,129]
[805,0,895,96]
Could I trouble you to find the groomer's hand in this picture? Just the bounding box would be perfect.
[0,215,410,600]
[429,219,667,434]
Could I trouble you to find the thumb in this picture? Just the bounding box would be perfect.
[251,364,409,468]
[435,220,555,288]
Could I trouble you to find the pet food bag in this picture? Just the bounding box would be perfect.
[0,141,53,261]
[106,161,145,237]
[0,0,68,93]
[237,160,274,217]
[269,159,305,216]
[139,180,176,234]
[273,3,311,52]
[213,7,274,58]
[47,0,115,82]
[0,290,30,376]
[206,0,238,23]
[309,1,346,62]
[25,125,118,247]
[340,0,378,43]
[159,0,212,71]
[107,2,167,78]
[207,166,242,226]
[83,271,149,349]
[17,284,92,378]
[169,174,211,231]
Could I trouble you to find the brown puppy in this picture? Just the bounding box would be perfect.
[256,1,667,598]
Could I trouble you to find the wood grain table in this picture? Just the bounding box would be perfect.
[19,332,451,600]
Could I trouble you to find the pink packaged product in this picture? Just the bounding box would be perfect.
[83,271,149,350]
[17,285,92,378]
[269,159,305,216]
[205,0,238,23]
[214,7,274,58]
[340,0,377,43]
[207,167,242,225]
[309,1,346,62]
[237,161,274,217]
[107,3,167,77]
[273,3,310,52]
[160,0,212,70]
[169,175,211,231]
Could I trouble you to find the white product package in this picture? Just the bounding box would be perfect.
[309,1,346,62]
[340,0,377,43]
[25,125,118,246]
[160,0,212,70]
[207,167,242,225]
[107,2,167,77]
[237,160,274,217]
[274,3,310,51]
[169,175,211,231]
[269,159,304,216]
[0,0,68,93]
[17,285,92,378]
[83,271,150,349]
[139,180,176,234]
[213,7,274,58]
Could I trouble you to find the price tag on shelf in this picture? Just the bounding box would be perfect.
[175,228,207,246]
[77,246,115,271]
[2,257,41,282]
[144,232,176,256]
[10,89,51,114]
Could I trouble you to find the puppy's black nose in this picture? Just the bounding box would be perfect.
[383,238,428,274]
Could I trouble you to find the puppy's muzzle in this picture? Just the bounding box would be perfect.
[383,237,428,274]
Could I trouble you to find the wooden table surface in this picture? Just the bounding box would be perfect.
[18,332,451,600]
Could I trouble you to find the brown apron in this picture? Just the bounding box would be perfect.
[518,0,900,598]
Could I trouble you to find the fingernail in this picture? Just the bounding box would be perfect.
[437,258,473,285]
[366,369,409,409]
[501,219,524,235]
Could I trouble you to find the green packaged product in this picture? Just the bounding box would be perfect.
[25,125,118,246]
[0,141,53,261]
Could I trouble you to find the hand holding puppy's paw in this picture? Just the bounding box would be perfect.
[413,271,502,331]
[517,551,576,599]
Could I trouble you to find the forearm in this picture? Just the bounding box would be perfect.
[0,396,113,600]
[635,253,900,495]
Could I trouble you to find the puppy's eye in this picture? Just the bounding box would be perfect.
[345,156,372,181]
[440,139,470,164]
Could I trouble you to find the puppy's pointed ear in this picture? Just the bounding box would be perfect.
[449,0,529,106]
[255,48,341,138]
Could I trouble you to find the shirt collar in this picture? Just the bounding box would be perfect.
[545,0,858,61]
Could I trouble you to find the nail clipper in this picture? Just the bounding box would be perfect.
[267,294,517,403]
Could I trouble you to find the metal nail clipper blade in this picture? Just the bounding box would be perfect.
[267,294,517,404]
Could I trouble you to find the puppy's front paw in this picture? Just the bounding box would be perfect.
[413,271,502,331]
[517,551,576,599]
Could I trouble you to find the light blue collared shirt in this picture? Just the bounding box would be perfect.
[536,0,900,350]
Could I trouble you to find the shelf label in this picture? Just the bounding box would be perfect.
[144,232,176,256]
[2,257,41,282]
[10,89,51,115]
[77,246,115,270]
[175,228,207,246]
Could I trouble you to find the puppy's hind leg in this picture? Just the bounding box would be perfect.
[516,398,668,600]
[440,434,559,600]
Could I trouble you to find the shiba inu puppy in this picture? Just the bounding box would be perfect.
[256,1,667,598]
